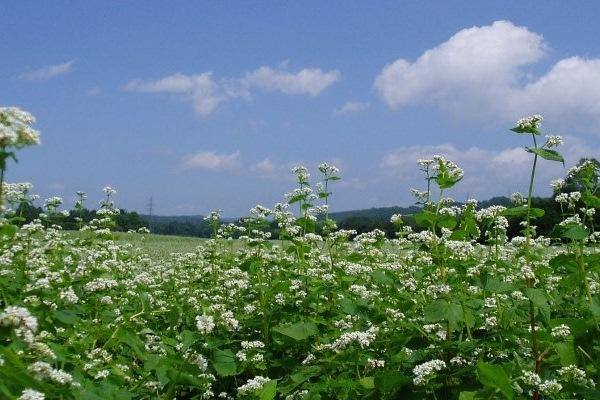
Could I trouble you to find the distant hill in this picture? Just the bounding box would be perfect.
[329,205,421,222]
[141,196,513,226]
[138,196,516,237]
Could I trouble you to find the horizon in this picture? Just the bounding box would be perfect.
[3,2,600,216]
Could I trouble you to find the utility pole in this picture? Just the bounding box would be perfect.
[147,197,154,233]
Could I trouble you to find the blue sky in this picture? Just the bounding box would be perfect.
[2,1,600,216]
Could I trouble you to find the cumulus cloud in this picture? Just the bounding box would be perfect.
[250,157,297,181]
[379,137,599,199]
[334,101,370,115]
[181,150,241,170]
[374,20,600,128]
[19,60,75,81]
[125,72,249,117]
[126,64,340,117]
[245,66,340,96]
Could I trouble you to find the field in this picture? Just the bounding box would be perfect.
[1,108,600,400]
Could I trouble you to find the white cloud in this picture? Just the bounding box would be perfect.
[19,60,75,81]
[334,101,370,115]
[379,137,599,199]
[182,150,241,170]
[125,72,248,117]
[245,66,340,96]
[126,64,340,117]
[374,20,600,128]
[250,157,296,180]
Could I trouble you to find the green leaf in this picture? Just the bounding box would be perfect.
[562,224,589,241]
[414,210,437,228]
[374,371,410,394]
[259,380,277,400]
[52,309,80,324]
[525,288,550,322]
[212,349,237,376]
[0,224,17,238]
[511,126,540,135]
[459,392,477,400]
[438,214,457,229]
[582,192,600,208]
[359,376,375,389]
[554,341,576,366]
[503,206,545,218]
[272,322,318,341]
[338,298,357,315]
[424,300,463,326]
[526,147,564,164]
[477,362,514,399]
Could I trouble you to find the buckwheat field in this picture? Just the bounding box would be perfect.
[1,107,599,400]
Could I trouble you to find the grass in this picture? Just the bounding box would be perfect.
[65,231,207,257]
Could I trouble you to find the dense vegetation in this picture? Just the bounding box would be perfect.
[1,108,600,400]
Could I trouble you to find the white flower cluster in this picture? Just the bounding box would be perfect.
[18,389,45,400]
[545,135,563,148]
[237,376,270,395]
[557,365,588,384]
[413,359,446,386]
[319,326,379,352]
[550,324,571,339]
[514,114,543,131]
[28,361,75,385]
[196,314,215,334]
[0,107,40,148]
[0,306,38,332]
[521,370,563,394]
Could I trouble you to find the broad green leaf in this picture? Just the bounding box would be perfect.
[582,192,600,208]
[359,376,375,389]
[374,371,410,394]
[414,210,437,228]
[503,206,545,218]
[0,224,17,238]
[477,362,514,399]
[511,126,540,135]
[555,341,576,366]
[212,349,237,376]
[526,147,564,164]
[272,322,317,341]
[424,300,463,326]
[259,380,277,400]
[562,224,589,240]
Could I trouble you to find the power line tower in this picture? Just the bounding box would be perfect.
[147,197,154,233]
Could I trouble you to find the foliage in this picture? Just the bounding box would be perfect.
[1,110,600,399]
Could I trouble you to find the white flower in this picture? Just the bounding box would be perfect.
[558,365,587,384]
[196,315,215,334]
[550,178,565,191]
[18,389,45,400]
[551,324,571,339]
[545,135,563,148]
[0,107,40,148]
[413,359,446,386]
[237,376,270,395]
[514,114,543,131]
[0,306,38,332]
[367,358,385,368]
[539,379,562,394]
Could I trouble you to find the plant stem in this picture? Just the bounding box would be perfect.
[525,134,539,252]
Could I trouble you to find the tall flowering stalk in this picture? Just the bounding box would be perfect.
[510,114,564,400]
[0,107,40,212]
